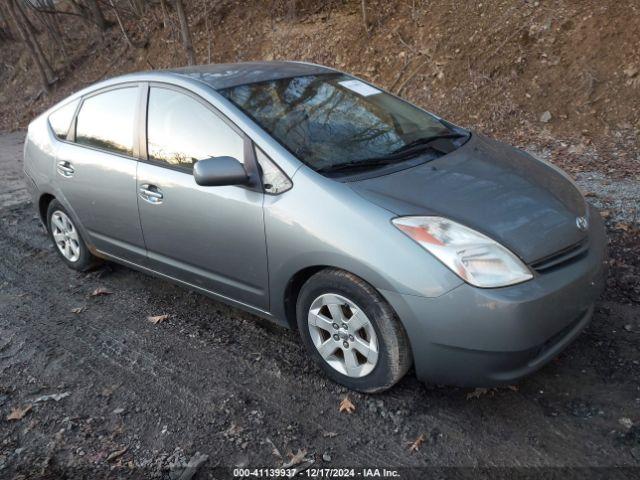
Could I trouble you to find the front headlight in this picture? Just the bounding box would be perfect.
[392,216,533,288]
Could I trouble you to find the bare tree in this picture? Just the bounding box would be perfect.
[173,0,195,65]
[204,0,211,63]
[361,0,369,34]
[6,0,52,91]
[109,0,136,48]
[25,0,69,63]
[127,0,144,17]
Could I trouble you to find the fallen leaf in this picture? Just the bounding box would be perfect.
[614,222,630,232]
[7,404,32,421]
[623,65,639,78]
[339,395,356,414]
[322,431,338,438]
[507,385,519,392]
[106,447,128,462]
[266,437,283,459]
[283,449,307,468]
[407,433,425,453]
[101,384,120,397]
[147,314,169,324]
[224,422,243,436]
[71,307,85,314]
[90,287,112,297]
[466,387,490,400]
[600,210,611,219]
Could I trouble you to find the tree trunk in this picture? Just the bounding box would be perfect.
[205,0,211,63]
[109,0,135,48]
[30,1,69,63]
[361,0,369,34]
[173,0,195,65]
[85,0,108,30]
[6,0,50,92]
[14,0,55,80]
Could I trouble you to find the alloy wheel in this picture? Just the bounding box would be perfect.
[307,293,379,377]
[51,210,81,262]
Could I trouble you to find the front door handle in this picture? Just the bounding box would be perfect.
[56,161,74,178]
[138,184,163,204]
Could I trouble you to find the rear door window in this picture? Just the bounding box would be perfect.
[75,87,138,157]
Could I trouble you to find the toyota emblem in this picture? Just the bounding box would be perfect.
[576,216,588,231]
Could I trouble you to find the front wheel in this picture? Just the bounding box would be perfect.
[296,269,412,393]
[46,200,100,271]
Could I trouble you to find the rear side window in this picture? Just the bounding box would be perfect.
[147,87,244,170]
[75,87,138,157]
[48,100,79,140]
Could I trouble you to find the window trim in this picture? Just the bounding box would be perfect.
[141,81,262,191]
[67,82,144,161]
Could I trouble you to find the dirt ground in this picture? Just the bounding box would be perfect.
[1,127,639,478]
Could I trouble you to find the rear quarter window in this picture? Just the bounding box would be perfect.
[48,100,79,140]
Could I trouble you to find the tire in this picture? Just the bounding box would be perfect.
[296,268,412,393]
[46,199,100,272]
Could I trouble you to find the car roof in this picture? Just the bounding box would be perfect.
[163,61,337,90]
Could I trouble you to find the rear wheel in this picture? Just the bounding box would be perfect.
[46,200,100,271]
[296,269,412,393]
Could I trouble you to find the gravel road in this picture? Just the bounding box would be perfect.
[1,132,639,478]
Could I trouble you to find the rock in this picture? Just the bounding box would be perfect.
[540,111,552,123]
[619,417,634,429]
[112,408,125,415]
[322,452,331,462]
[178,452,208,480]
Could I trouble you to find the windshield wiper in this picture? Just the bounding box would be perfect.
[391,132,467,155]
[316,158,396,174]
[316,132,468,174]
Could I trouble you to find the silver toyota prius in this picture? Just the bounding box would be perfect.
[23,61,607,392]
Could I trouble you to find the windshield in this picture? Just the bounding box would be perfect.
[220,73,467,174]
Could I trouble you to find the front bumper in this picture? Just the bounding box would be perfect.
[381,205,607,387]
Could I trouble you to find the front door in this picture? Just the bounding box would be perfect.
[136,86,269,310]
[54,84,146,263]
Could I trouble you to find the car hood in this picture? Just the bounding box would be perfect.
[349,133,588,264]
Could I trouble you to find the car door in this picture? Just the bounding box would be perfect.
[53,84,147,263]
[137,85,269,310]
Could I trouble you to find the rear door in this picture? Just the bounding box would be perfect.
[136,85,269,310]
[53,84,147,263]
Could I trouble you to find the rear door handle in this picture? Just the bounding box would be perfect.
[138,184,163,204]
[56,161,74,178]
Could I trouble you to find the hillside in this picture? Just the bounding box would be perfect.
[1,0,639,177]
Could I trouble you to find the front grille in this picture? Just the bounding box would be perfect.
[530,239,589,273]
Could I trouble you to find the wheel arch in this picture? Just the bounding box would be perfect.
[283,265,328,330]
[38,192,56,228]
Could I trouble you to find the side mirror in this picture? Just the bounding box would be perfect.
[193,156,250,187]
